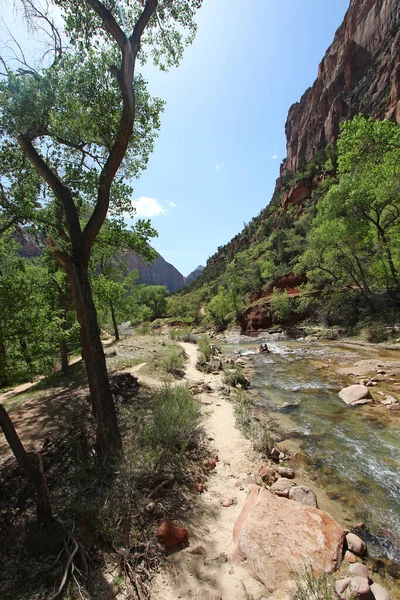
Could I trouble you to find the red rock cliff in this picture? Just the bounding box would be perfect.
[283,0,400,176]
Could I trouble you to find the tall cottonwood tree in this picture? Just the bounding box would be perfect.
[0,0,202,460]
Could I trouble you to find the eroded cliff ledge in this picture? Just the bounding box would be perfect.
[282,0,400,177]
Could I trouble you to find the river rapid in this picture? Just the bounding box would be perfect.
[230,338,400,564]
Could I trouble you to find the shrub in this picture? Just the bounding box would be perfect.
[223,368,249,389]
[366,324,389,343]
[142,384,202,468]
[197,335,212,361]
[232,391,273,456]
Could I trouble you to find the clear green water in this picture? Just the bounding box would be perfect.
[239,340,400,562]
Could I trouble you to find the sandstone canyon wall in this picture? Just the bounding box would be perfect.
[282,0,400,176]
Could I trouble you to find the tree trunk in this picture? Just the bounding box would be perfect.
[109,300,120,341]
[0,327,8,388]
[0,404,53,525]
[59,339,69,375]
[68,261,122,461]
[19,338,33,373]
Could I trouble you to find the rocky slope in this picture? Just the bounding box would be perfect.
[125,251,184,293]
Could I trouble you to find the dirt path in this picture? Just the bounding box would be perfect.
[150,342,266,600]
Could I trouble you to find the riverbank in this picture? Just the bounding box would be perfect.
[218,330,399,596]
[1,328,399,598]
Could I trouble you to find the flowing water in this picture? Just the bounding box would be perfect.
[234,340,400,563]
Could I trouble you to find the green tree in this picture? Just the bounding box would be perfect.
[0,0,202,459]
[207,287,232,329]
[299,117,400,295]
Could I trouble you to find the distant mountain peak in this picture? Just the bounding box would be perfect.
[183,265,205,286]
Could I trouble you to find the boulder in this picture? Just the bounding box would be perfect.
[349,563,370,581]
[370,583,390,600]
[339,385,373,406]
[346,532,367,556]
[288,485,318,508]
[344,550,358,563]
[157,520,189,548]
[277,466,295,478]
[270,477,297,497]
[259,464,277,484]
[233,486,344,594]
[335,576,373,600]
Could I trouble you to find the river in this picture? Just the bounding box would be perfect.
[233,339,400,564]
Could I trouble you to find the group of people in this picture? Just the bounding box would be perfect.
[258,343,270,353]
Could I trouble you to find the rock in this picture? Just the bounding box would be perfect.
[335,576,373,600]
[339,385,373,406]
[220,496,234,507]
[213,552,228,564]
[288,485,318,507]
[370,583,390,600]
[157,520,189,548]
[270,478,297,497]
[188,545,207,556]
[346,532,367,556]
[384,395,397,404]
[277,466,295,479]
[204,458,217,471]
[259,464,277,484]
[233,486,344,594]
[349,562,371,581]
[388,403,400,411]
[344,550,358,563]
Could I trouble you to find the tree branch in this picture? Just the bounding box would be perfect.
[17,135,82,251]
[82,1,157,257]
[86,0,127,48]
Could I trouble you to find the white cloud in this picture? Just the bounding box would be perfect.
[131,196,166,217]
[215,162,225,172]
[168,201,178,208]
[271,154,278,160]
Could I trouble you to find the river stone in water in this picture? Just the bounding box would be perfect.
[233,486,344,594]
[338,385,373,406]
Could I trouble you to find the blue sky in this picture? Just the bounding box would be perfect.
[1,0,350,277]
[128,0,351,276]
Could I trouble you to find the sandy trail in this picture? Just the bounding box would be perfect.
[150,342,266,600]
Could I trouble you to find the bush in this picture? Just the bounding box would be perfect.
[142,384,201,467]
[152,347,186,378]
[232,391,273,456]
[223,368,249,389]
[197,335,212,361]
[366,324,389,343]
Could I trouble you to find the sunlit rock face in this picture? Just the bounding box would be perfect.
[283,0,400,176]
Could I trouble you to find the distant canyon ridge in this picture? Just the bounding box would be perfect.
[17,228,203,293]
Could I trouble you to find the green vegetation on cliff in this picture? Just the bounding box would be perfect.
[171,117,400,333]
